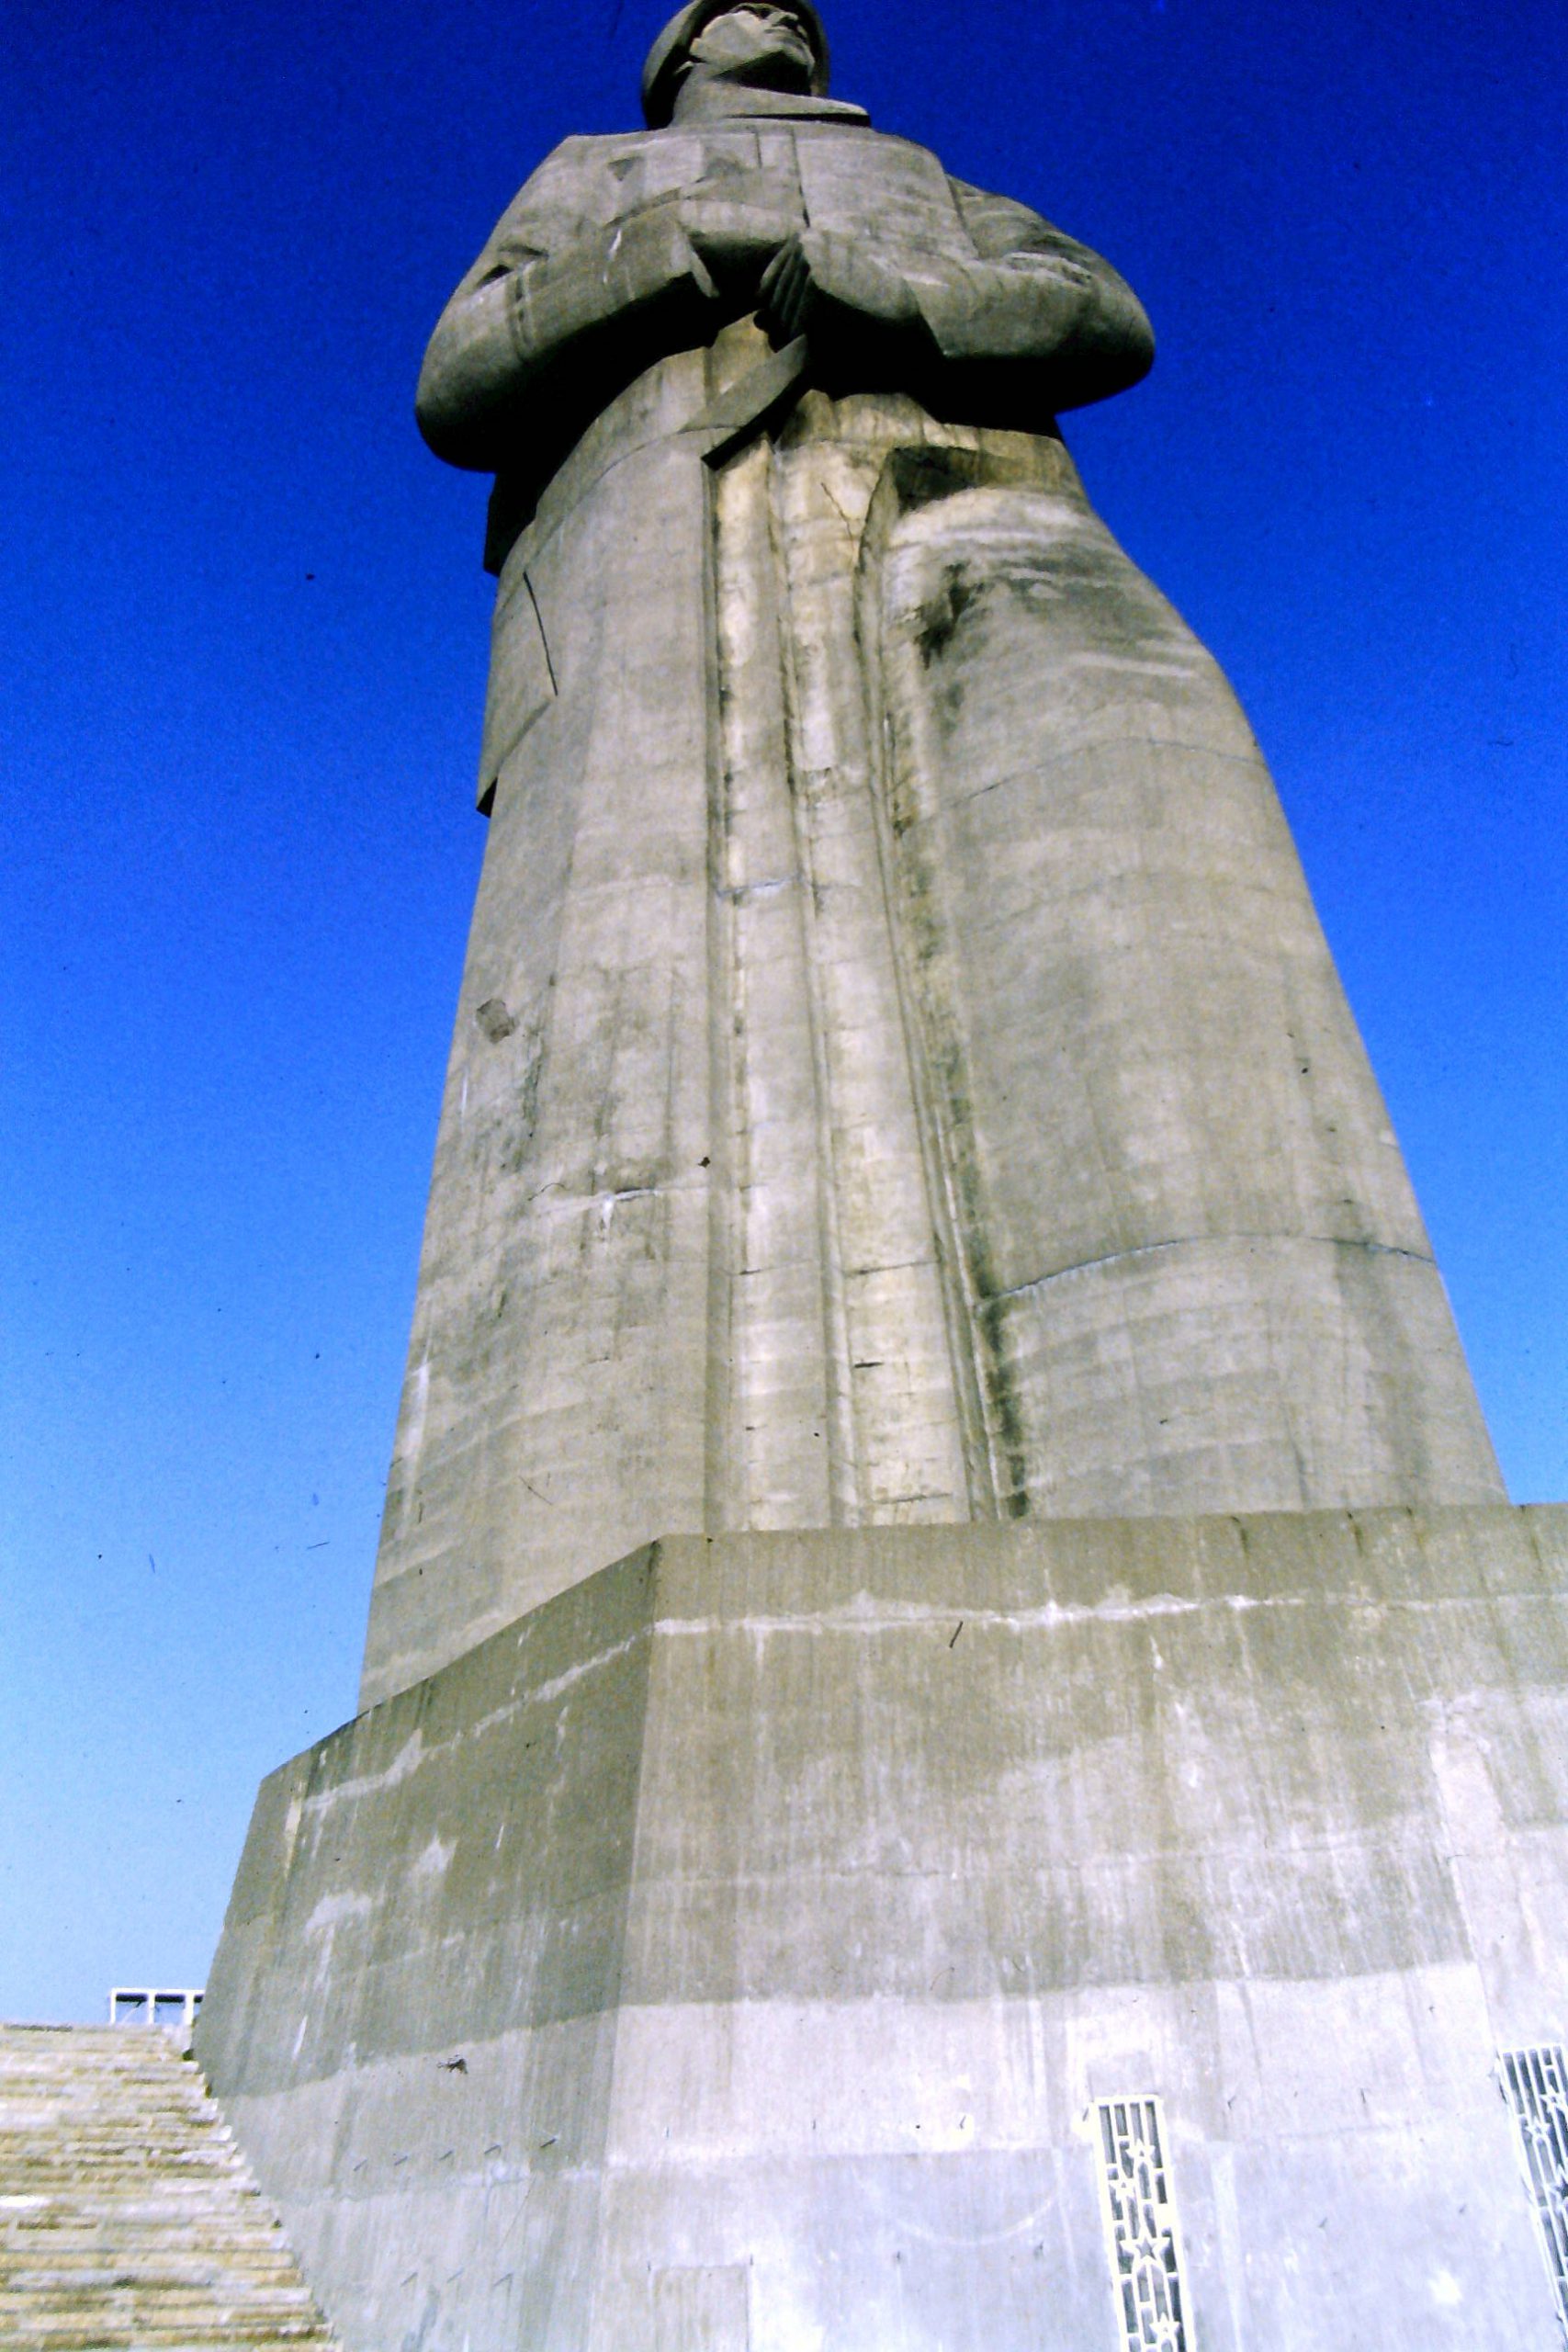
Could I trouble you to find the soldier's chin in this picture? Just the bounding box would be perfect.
[743,43,814,87]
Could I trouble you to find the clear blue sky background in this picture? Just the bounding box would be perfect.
[3,0,1563,2022]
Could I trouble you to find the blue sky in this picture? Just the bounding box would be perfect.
[4,0,1563,2021]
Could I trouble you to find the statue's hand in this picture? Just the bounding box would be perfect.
[677,197,802,294]
[600,203,718,302]
[758,231,921,344]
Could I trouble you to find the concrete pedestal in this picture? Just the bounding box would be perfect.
[198,1508,1568,2349]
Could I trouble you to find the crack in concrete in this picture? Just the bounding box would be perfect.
[987,1232,1436,1305]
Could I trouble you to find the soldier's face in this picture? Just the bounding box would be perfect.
[686,4,816,89]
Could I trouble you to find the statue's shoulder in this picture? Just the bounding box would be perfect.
[496,124,742,237]
[497,131,648,227]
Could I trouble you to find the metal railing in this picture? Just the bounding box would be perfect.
[107,1987,205,2032]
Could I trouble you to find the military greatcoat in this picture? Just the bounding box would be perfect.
[361,84,1502,1707]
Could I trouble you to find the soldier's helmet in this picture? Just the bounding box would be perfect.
[640,0,831,129]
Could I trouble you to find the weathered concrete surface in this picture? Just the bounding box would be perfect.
[363,364,1503,1705]
[203,1506,1568,2350]
[362,56,1504,1705]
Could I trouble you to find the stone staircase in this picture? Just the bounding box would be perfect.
[0,2024,336,2348]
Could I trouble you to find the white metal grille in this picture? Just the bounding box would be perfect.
[1093,2096,1192,2352]
[1501,2046,1568,2340]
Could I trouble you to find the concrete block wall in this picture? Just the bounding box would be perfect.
[200,1506,1568,2349]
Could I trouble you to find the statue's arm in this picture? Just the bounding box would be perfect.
[925,180,1154,401]
[759,178,1153,413]
[415,168,723,471]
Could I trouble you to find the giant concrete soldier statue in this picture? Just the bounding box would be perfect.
[365,0,1503,1706]
[199,19,1561,2348]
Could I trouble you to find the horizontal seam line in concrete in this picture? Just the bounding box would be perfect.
[610,1826,1462,1883]
[646,1587,1530,1643]
[942,740,1268,806]
[987,1232,1436,1303]
[649,1592,1309,1639]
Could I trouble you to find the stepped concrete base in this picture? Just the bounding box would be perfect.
[198,1508,1568,2351]
[0,2023,336,2348]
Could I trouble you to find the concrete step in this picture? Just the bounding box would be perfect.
[0,2027,337,2348]
[2,2313,333,2342]
[0,2259,315,2289]
[0,2222,299,2249]
[4,2288,318,2312]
